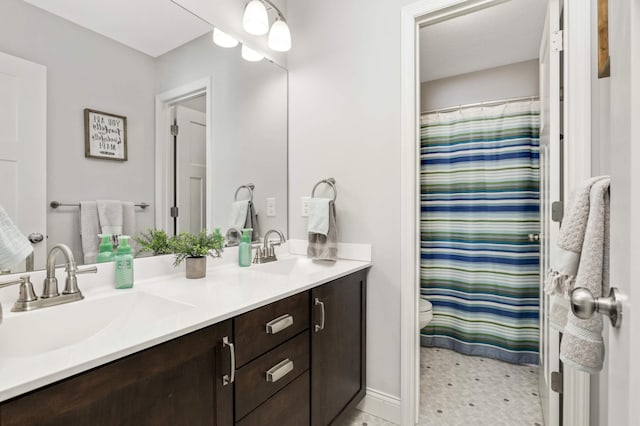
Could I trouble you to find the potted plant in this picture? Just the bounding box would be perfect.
[134,228,173,257]
[170,229,225,279]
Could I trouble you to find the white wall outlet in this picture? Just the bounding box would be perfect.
[266,197,276,217]
[301,196,311,217]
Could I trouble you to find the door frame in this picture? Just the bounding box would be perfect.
[399,0,592,424]
[155,77,212,233]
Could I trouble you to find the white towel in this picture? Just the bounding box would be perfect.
[228,200,250,230]
[559,178,610,373]
[80,201,100,264]
[307,198,331,236]
[97,200,123,235]
[122,201,136,237]
[0,205,33,270]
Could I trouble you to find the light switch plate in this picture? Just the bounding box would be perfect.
[266,197,276,217]
[301,196,311,217]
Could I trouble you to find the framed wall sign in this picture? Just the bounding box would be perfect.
[84,109,128,161]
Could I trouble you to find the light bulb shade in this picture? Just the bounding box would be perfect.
[243,0,269,35]
[268,19,291,52]
[213,28,238,48]
[241,44,264,62]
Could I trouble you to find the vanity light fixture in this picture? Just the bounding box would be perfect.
[267,17,291,52]
[242,0,269,35]
[242,0,291,52]
[241,44,264,62]
[213,28,239,48]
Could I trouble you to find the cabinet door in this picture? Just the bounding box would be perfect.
[311,271,367,426]
[0,321,234,426]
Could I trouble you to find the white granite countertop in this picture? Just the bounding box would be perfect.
[0,240,371,402]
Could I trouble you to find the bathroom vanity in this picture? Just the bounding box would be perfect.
[0,251,369,426]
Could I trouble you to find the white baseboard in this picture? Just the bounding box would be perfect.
[357,387,401,425]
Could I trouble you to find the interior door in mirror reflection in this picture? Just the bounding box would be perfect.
[174,104,206,234]
[0,51,47,272]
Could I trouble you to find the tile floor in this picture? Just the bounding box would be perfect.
[342,347,544,426]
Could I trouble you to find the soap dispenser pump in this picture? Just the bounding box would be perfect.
[96,234,115,263]
[238,228,253,267]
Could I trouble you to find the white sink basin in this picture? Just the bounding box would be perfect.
[0,291,193,358]
[252,257,339,276]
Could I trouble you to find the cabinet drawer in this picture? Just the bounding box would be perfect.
[236,371,310,426]
[235,330,309,420]
[234,291,309,366]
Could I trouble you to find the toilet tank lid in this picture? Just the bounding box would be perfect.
[419,298,432,312]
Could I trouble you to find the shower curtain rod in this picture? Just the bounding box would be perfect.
[421,95,540,115]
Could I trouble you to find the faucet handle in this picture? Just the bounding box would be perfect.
[76,266,98,275]
[0,275,38,315]
[63,266,97,295]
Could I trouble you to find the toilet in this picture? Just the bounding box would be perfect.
[419,297,433,329]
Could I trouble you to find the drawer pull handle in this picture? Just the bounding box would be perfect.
[266,314,294,334]
[314,298,325,332]
[266,358,294,383]
[222,336,236,386]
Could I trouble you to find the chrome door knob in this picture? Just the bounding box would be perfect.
[528,233,540,242]
[570,287,622,328]
[27,233,44,244]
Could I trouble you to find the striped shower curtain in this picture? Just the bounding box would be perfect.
[420,100,540,365]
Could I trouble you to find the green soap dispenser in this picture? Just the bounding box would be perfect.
[115,235,134,289]
[96,234,115,263]
[238,228,252,267]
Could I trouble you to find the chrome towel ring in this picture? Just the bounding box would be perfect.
[311,178,337,202]
[234,183,255,202]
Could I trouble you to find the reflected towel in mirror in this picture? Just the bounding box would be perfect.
[0,205,33,270]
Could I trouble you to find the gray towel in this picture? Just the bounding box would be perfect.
[246,201,261,242]
[545,176,609,329]
[307,200,337,261]
[560,177,610,373]
[0,205,33,270]
[80,201,100,264]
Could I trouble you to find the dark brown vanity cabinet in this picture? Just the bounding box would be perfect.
[0,320,234,426]
[0,269,368,426]
[311,270,367,426]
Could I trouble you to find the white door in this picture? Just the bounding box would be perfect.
[175,105,206,234]
[604,0,640,423]
[538,0,562,424]
[0,51,46,272]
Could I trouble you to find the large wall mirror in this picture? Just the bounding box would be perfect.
[0,0,288,271]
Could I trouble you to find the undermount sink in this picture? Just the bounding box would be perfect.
[0,291,193,358]
[252,257,337,276]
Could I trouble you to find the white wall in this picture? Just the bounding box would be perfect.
[155,34,288,238]
[421,59,540,112]
[0,0,156,263]
[287,0,418,399]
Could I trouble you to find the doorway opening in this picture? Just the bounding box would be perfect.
[155,77,212,237]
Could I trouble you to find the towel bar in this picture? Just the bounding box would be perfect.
[50,201,150,209]
[311,178,337,202]
[234,184,255,202]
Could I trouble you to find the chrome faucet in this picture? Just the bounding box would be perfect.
[254,229,286,264]
[0,244,97,318]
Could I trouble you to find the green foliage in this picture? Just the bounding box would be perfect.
[134,228,173,257]
[170,229,225,267]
